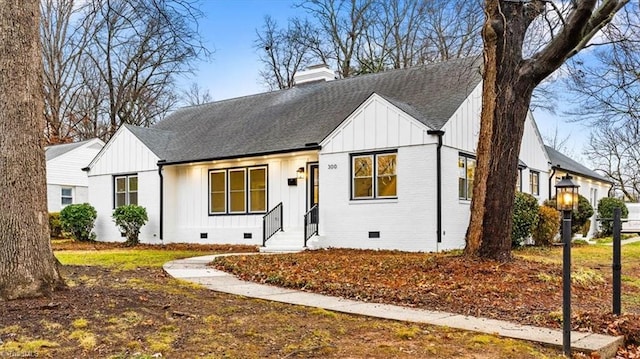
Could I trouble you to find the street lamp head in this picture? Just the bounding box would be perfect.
[555,175,580,211]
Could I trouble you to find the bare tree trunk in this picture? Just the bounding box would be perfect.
[0,0,65,300]
[465,0,628,261]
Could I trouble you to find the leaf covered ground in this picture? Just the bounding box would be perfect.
[212,245,640,352]
[0,245,564,358]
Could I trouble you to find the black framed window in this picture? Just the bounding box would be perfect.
[209,166,267,215]
[458,154,475,200]
[351,151,397,200]
[114,174,138,207]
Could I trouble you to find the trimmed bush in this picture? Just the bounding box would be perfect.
[60,203,97,242]
[49,212,64,239]
[572,195,594,236]
[112,205,148,246]
[597,197,629,236]
[545,195,594,236]
[512,192,539,247]
[532,205,560,246]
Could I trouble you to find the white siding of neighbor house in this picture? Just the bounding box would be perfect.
[47,184,89,213]
[550,169,611,238]
[88,127,161,242]
[161,152,317,244]
[46,140,102,212]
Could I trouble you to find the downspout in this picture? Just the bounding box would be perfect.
[157,160,166,243]
[548,167,556,200]
[427,130,445,250]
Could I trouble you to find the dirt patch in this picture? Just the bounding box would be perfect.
[51,239,259,253]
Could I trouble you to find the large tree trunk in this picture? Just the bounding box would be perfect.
[464,0,538,261]
[464,0,627,261]
[0,0,65,300]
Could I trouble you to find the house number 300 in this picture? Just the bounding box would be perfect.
[327,164,338,170]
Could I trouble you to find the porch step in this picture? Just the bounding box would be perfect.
[261,230,306,253]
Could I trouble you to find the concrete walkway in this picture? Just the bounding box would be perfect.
[163,254,624,358]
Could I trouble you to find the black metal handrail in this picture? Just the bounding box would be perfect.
[304,204,319,247]
[263,202,283,246]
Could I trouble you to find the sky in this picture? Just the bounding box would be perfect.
[182,0,589,162]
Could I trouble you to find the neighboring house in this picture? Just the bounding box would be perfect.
[85,57,604,251]
[545,145,612,237]
[45,139,104,212]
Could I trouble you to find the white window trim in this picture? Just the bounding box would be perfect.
[61,187,73,206]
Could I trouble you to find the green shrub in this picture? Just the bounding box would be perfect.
[512,192,539,247]
[49,212,63,239]
[112,205,148,246]
[597,197,629,236]
[532,205,560,246]
[545,195,594,236]
[60,203,97,242]
[572,195,594,235]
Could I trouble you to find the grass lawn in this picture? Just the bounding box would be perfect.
[0,242,563,358]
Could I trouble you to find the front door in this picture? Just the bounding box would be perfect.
[308,163,319,210]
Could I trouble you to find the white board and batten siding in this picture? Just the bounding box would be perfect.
[162,152,317,244]
[319,94,441,252]
[46,140,103,212]
[87,126,161,243]
[441,83,551,201]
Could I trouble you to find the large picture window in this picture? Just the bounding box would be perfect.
[115,174,138,207]
[352,152,397,199]
[209,166,267,215]
[458,155,475,200]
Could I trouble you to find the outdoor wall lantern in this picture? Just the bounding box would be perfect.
[296,167,305,180]
[554,174,579,357]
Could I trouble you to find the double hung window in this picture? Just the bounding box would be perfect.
[352,152,397,199]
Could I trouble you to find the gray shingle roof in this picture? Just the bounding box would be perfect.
[134,57,482,164]
[545,145,611,183]
[45,140,93,161]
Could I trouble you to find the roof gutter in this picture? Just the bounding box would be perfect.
[158,145,322,166]
[427,129,445,249]
[548,167,556,200]
[157,159,166,242]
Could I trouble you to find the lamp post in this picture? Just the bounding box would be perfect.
[555,175,579,357]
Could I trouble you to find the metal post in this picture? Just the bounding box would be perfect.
[562,209,572,357]
[613,207,622,315]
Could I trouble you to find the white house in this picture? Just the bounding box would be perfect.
[86,57,610,251]
[45,138,104,212]
[545,145,612,237]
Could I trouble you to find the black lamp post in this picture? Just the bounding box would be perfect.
[555,175,579,357]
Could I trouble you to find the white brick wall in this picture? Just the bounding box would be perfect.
[318,145,443,252]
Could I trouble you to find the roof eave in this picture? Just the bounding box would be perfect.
[157,145,322,166]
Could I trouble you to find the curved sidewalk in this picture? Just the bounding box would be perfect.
[163,254,623,358]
